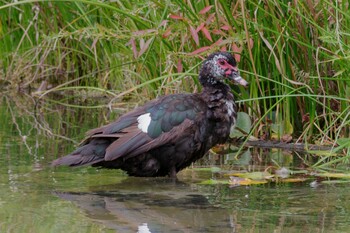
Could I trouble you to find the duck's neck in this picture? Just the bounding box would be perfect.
[200,82,237,145]
[200,82,236,119]
[200,82,233,103]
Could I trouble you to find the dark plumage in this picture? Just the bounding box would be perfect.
[52,52,248,177]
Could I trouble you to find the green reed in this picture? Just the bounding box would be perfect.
[1,0,349,152]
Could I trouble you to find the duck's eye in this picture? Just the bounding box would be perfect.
[218,60,226,65]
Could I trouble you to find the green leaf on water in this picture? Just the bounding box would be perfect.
[190,167,221,172]
[278,178,307,183]
[316,172,350,179]
[199,179,229,185]
[228,171,274,180]
[229,177,268,186]
[321,179,350,184]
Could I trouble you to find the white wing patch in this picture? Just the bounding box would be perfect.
[137,113,151,133]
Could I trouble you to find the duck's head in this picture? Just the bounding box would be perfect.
[199,52,248,87]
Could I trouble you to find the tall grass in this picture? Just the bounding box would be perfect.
[0,0,349,149]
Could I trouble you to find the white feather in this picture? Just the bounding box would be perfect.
[137,113,151,133]
[225,101,234,116]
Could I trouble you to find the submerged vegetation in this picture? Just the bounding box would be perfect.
[0,1,349,159]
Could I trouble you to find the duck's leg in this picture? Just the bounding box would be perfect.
[168,166,177,179]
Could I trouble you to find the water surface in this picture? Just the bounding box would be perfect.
[1,93,350,233]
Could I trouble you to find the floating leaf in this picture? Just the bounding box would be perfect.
[280,178,307,183]
[321,180,350,184]
[229,171,273,180]
[190,167,221,172]
[316,172,350,179]
[229,177,268,186]
[199,179,229,185]
[199,5,213,14]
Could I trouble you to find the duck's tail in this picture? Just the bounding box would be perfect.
[51,138,110,167]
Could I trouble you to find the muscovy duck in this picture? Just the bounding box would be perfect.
[52,52,248,177]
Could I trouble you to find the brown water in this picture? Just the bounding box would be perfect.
[1,93,350,233]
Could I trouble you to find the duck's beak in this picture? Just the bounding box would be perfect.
[223,62,248,87]
[228,69,248,87]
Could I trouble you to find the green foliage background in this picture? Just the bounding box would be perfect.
[1,0,349,145]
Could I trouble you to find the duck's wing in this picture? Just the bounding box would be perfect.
[52,94,206,166]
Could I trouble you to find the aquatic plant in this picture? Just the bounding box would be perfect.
[1,0,349,152]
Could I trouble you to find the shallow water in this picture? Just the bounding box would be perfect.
[1,94,350,233]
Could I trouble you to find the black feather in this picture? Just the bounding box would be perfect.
[147,119,163,139]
